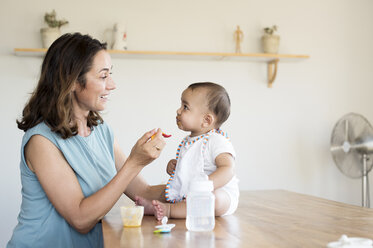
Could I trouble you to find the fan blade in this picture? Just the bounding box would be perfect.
[342,120,351,153]
[332,148,362,178]
[344,119,349,142]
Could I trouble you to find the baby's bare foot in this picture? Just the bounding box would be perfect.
[152,200,170,221]
[135,196,155,215]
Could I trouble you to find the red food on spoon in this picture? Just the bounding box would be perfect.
[151,132,172,140]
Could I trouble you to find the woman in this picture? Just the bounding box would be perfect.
[7,33,165,247]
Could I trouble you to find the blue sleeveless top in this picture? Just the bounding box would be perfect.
[7,121,117,248]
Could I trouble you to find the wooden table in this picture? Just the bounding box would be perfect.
[103,190,373,247]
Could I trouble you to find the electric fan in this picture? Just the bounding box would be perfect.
[330,113,373,208]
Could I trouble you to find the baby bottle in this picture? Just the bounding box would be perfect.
[186,174,215,231]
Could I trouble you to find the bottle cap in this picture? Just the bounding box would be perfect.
[189,180,214,192]
[327,235,373,248]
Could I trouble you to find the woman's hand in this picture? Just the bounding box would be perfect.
[166,159,177,175]
[126,129,166,168]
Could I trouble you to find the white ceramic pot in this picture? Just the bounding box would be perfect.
[104,23,127,50]
[40,27,61,48]
[261,34,280,54]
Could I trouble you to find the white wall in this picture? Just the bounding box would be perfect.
[1,0,373,246]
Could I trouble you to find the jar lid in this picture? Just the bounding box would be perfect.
[189,180,214,192]
[327,235,373,248]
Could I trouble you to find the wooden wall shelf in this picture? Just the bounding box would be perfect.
[14,48,309,87]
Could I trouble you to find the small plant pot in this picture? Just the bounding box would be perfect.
[261,34,280,54]
[40,27,61,48]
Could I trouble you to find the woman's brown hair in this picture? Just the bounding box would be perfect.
[17,33,107,139]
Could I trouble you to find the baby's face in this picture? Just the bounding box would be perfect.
[176,88,210,135]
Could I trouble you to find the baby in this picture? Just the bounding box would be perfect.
[137,82,239,220]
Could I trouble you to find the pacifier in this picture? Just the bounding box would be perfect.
[153,216,175,233]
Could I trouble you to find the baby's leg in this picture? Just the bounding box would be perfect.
[135,196,155,215]
[151,189,231,220]
[152,200,187,220]
[214,188,231,216]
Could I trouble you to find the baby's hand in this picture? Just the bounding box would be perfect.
[166,159,177,175]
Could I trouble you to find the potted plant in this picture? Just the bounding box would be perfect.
[40,10,68,48]
[261,25,280,54]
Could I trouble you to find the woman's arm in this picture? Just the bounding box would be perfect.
[26,129,163,234]
[208,153,235,189]
[125,175,166,202]
[114,138,166,202]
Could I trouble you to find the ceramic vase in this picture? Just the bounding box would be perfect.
[40,27,61,48]
[112,23,127,50]
[261,34,280,54]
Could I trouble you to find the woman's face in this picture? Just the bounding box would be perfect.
[73,50,116,116]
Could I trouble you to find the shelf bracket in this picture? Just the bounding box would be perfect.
[267,59,279,88]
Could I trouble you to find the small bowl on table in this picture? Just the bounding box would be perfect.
[120,206,144,227]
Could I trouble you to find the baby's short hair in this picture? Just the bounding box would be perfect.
[187,82,231,127]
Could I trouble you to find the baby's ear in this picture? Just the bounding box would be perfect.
[203,113,215,127]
